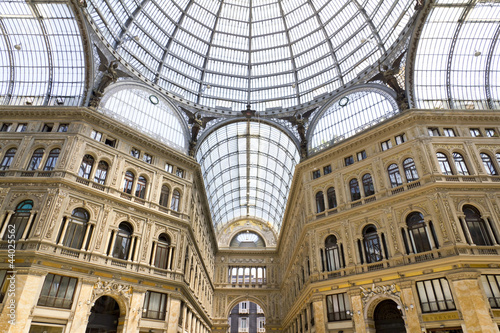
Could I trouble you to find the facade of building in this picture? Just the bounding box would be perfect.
[0,0,499,333]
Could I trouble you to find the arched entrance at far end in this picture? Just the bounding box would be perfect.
[228,301,266,333]
[373,299,405,333]
[86,296,121,333]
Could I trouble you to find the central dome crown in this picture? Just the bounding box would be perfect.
[86,0,415,112]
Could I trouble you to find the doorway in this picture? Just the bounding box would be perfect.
[374,299,406,333]
[86,296,120,333]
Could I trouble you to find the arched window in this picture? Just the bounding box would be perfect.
[481,153,498,175]
[363,225,382,263]
[349,179,361,201]
[406,212,432,253]
[403,158,419,182]
[324,235,343,271]
[388,164,402,188]
[62,208,90,249]
[154,234,172,270]
[2,200,33,240]
[362,174,374,197]
[496,153,500,168]
[113,222,133,260]
[316,191,325,213]
[463,205,492,246]
[94,161,109,184]
[78,154,94,179]
[436,153,453,175]
[452,152,469,175]
[159,185,170,207]
[43,148,60,171]
[123,171,134,194]
[171,190,180,211]
[27,148,45,170]
[136,176,147,198]
[0,148,17,170]
[327,187,337,209]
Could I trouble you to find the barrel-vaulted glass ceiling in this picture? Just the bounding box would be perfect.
[196,121,300,233]
[0,1,85,106]
[85,0,415,112]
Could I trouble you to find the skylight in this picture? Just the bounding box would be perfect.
[196,121,300,233]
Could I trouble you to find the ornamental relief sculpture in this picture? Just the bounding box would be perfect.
[91,278,132,304]
[360,283,400,305]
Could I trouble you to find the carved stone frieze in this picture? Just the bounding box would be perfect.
[360,283,400,305]
[46,190,68,239]
[91,278,132,303]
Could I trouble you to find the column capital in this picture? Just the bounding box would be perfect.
[446,269,481,281]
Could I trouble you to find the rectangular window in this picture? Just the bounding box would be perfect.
[16,123,27,132]
[485,128,497,137]
[176,168,184,178]
[239,318,248,332]
[357,150,367,161]
[416,278,456,313]
[165,163,174,173]
[37,274,78,309]
[312,170,321,179]
[481,275,500,309]
[142,291,168,320]
[105,138,116,147]
[130,148,140,158]
[323,165,332,175]
[239,301,249,314]
[143,153,153,164]
[395,134,406,145]
[344,156,354,166]
[443,128,455,137]
[42,124,53,132]
[57,124,68,132]
[428,128,440,137]
[381,140,392,151]
[326,293,351,322]
[0,123,12,132]
[470,128,481,137]
[257,317,265,332]
[90,130,102,141]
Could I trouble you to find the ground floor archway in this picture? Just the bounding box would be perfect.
[373,299,406,333]
[86,296,121,333]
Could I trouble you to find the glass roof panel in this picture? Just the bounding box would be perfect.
[413,2,500,109]
[197,121,300,233]
[310,89,399,154]
[86,0,415,111]
[102,87,187,152]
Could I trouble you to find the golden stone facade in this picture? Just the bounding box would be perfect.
[1,107,500,333]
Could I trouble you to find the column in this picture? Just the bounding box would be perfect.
[108,230,117,256]
[398,281,423,333]
[482,215,498,245]
[21,211,36,240]
[458,216,473,244]
[311,295,326,333]
[80,223,93,251]
[0,211,14,239]
[348,289,368,333]
[168,246,174,270]
[425,223,436,249]
[448,270,498,333]
[150,241,157,265]
[57,215,70,245]
[0,270,45,333]
[67,279,95,333]
[127,236,136,261]
[133,236,141,262]
[123,288,146,332]
[167,296,182,333]
[182,303,188,331]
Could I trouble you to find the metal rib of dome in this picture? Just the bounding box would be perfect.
[85,0,415,112]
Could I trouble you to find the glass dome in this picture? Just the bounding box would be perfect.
[85,0,415,112]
